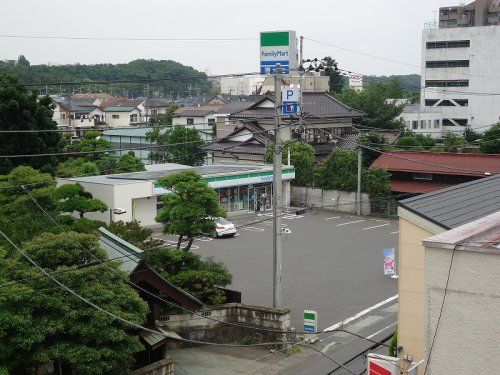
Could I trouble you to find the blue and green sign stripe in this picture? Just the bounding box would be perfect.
[154,169,295,188]
[260,32,290,47]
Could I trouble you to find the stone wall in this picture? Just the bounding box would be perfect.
[291,186,371,215]
[157,303,292,346]
[131,357,174,375]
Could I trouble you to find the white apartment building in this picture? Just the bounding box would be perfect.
[402,24,500,138]
[220,75,265,95]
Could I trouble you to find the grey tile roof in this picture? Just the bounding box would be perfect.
[399,174,500,230]
[206,141,267,155]
[229,92,365,120]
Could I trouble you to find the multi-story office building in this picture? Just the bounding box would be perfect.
[402,0,500,139]
[439,0,500,28]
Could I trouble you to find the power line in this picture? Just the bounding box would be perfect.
[0,34,256,42]
[0,226,302,348]
[0,71,260,88]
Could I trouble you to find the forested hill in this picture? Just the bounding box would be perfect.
[0,56,213,98]
[363,74,421,93]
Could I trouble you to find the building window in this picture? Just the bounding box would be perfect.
[426,60,469,68]
[425,80,469,87]
[428,120,432,128]
[151,109,158,116]
[207,118,215,126]
[130,114,138,123]
[414,172,433,181]
[412,121,418,130]
[425,99,439,106]
[112,114,119,119]
[426,40,470,49]
[454,99,468,106]
[434,119,440,128]
[187,118,194,125]
[420,120,425,129]
[438,100,455,106]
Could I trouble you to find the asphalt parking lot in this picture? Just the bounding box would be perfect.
[151,210,398,330]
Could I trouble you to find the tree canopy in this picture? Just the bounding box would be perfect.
[0,57,212,98]
[149,104,181,127]
[54,183,108,218]
[156,171,224,251]
[0,73,61,173]
[335,78,408,130]
[479,123,500,154]
[265,141,315,186]
[0,232,148,374]
[147,125,205,166]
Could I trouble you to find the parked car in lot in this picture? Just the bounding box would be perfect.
[213,217,237,238]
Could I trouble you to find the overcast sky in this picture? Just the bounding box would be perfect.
[1,0,449,77]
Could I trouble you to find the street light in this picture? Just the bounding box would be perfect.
[109,208,127,223]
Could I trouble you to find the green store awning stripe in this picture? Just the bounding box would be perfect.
[154,169,294,188]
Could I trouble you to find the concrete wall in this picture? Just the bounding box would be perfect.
[106,108,142,128]
[157,303,292,345]
[290,186,371,215]
[131,357,174,375]
[424,246,500,375]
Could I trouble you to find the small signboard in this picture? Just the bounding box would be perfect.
[304,309,318,333]
[282,87,300,115]
[260,31,298,75]
[367,353,399,375]
[383,248,396,276]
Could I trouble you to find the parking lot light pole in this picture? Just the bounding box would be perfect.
[273,63,283,309]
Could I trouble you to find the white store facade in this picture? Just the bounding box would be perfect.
[57,164,295,226]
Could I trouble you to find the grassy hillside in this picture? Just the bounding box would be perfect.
[0,56,213,98]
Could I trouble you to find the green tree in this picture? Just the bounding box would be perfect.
[322,56,345,94]
[149,104,181,126]
[95,154,118,174]
[109,220,164,251]
[0,232,148,374]
[54,183,108,218]
[146,247,232,304]
[321,149,358,191]
[55,157,100,178]
[116,151,146,173]
[265,141,315,186]
[335,78,407,130]
[413,134,436,150]
[147,125,205,166]
[71,131,112,159]
[443,132,466,152]
[0,73,61,173]
[0,166,57,245]
[479,123,500,154]
[395,136,424,151]
[464,127,482,143]
[362,167,392,213]
[156,171,224,251]
[358,131,387,166]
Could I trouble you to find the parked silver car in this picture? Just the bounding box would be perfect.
[213,217,237,238]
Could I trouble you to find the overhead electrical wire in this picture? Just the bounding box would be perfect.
[0,34,256,42]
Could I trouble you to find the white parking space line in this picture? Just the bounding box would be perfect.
[337,220,365,226]
[242,226,265,232]
[194,236,213,242]
[366,322,397,340]
[390,231,399,235]
[325,216,340,220]
[262,222,287,227]
[362,223,390,231]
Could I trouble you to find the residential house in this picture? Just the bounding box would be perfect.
[371,151,500,195]
[144,98,174,122]
[172,105,221,132]
[101,127,213,165]
[396,174,500,374]
[103,99,146,128]
[421,211,500,375]
[206,91,365,164]
[53,99,105,131]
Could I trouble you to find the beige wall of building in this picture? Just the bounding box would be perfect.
[397,208,446,374]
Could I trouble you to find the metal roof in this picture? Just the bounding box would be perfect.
[103,127,164,137]
[104,106,137,112]
[399,174,500,230]
[371,151,500,176]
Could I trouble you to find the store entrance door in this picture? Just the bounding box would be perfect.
[248,184,272,213]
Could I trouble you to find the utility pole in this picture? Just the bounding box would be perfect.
[273,63,283,308]
[299,36,304,139]
[357,146,362,216]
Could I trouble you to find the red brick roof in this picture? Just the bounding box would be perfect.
[371,151,500,177]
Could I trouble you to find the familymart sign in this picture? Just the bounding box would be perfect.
[260,31,298,75]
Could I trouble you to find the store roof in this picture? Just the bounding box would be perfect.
[391,180,450,194]
[103,127,163,137]
[371,151,500,177]
[399,174,500,230]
